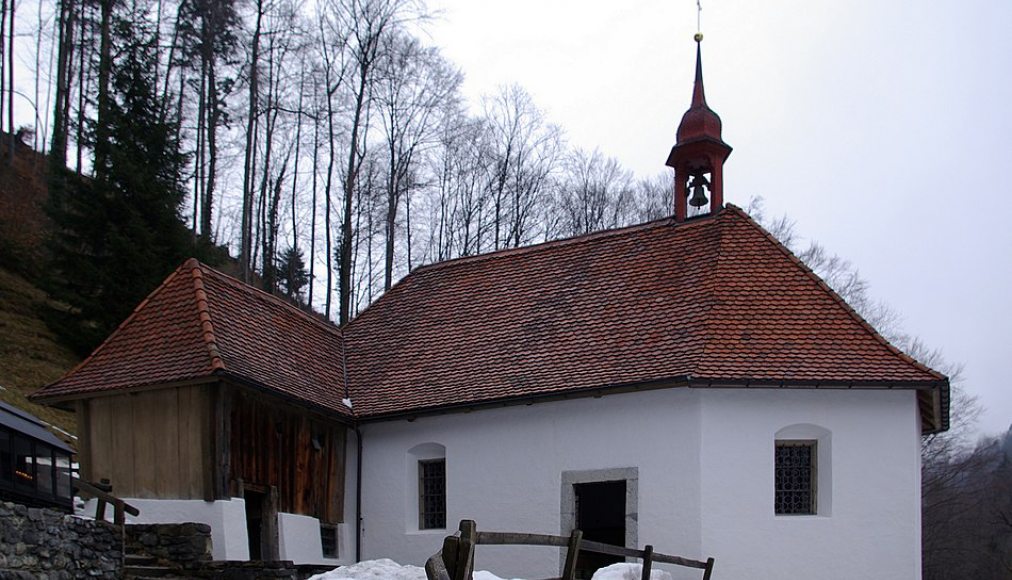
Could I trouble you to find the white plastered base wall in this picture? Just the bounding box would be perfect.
[78,497,357,565]
[78,497,250,560]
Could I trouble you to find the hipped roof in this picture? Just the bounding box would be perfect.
[31,206,948,431]
[32,258,351,418]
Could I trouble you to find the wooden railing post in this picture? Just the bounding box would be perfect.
[561,529,583,580]
[95,478,111,522]
[641,544,654,580]
[702,557,715,580]
[455,520,477,580]
[425,549,452,580]
[441,535,460,579]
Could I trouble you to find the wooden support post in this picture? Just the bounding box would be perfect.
[95,499,107,522]
[455,520,477,580]
[640,545,653,580]
[702,557,715,580]
[562,529,583,580]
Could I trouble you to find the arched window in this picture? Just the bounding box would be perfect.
[774,424,832,516]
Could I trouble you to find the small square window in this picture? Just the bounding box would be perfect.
[775,440,816,515]
[419,459,446,530]
[320,524,338,558]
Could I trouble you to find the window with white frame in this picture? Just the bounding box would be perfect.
[407,442,447,530]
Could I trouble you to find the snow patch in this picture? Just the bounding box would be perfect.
[308,559,425,580]
[308,559,522,580]
[591,563,674,580]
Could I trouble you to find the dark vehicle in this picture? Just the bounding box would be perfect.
[0,400,74,511]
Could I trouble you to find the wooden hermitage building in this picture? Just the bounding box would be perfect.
[33,37,949,579]
[33,263,350,562]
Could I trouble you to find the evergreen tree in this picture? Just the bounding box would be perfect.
[46,6,198,354]
[277,246,310,304]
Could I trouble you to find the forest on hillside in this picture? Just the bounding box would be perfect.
[0,1,1006,578]
[1,0,673,334]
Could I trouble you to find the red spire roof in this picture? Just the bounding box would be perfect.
[675,40,725,145]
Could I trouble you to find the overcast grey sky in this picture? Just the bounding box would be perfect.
[424,0,1012,436]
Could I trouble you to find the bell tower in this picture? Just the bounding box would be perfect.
[666,34,732,221]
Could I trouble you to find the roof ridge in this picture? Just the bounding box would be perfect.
[348,213,725,330]
[36,260,196,394]
[189,262,226,372]
[193,261,344,339]
[725,205,946,382]
[410,214,714,274]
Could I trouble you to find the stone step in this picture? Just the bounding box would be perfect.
[124,554,158,566]
[123,565,176,578]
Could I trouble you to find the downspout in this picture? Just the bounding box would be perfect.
[355,425,363,562]
[340,329,362,562]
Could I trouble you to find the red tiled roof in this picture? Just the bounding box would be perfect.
[344,206,945,420]
[32,259,351,418]
[32,206,946,430]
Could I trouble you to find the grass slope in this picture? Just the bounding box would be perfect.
[0,266,79,437]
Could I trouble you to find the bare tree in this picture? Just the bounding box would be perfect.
[375,32,460,289]
[178,0,240,239]
[482,84,562,249]
[552,147,634,238]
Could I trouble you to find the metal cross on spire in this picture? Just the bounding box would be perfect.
[695,0,704,42]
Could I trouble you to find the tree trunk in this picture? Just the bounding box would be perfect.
[240,1,264,282]
[74,7,86,174]
[50,0,75,168]
[93,0,114,176]
[203,60,220,239]
[7,0,15,165]
[340,68,369,324]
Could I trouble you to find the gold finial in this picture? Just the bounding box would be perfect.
[694,32,704,43]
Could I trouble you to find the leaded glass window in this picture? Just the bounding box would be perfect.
[775,441,816,515]
[419,459,446,529]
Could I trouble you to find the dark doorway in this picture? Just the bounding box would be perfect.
[244,489,266,560]
[574,480,626,579]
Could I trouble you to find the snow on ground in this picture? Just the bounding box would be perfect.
[308,559,426,580]
[590,563,673,580]
[308,559,520,580]
[308,558,671,580]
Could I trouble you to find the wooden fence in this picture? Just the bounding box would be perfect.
[425,519,714,580]
[73,478,139,525]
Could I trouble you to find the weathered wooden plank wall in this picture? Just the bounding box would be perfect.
[228,388,346,524]
[81,384,210,499]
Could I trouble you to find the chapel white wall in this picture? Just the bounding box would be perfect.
[358,389,704,580]
[698,388,922,580]
[356,387,923,580]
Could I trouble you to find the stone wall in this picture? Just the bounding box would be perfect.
[124,522,212,568]
[0,501,121,579]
